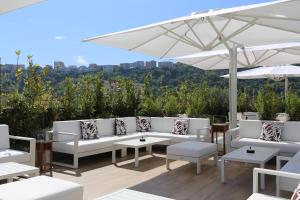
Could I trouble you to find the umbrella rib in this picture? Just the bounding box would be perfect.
[160,19,204,58]
[210,19,256,49]
[254,51,281,66]
[234,14,300,22]
[189,56,219,66]
[252,50,269,66]
[206,17,231,49]
[206,57,227,70]
[184,19,206,48]
[207,18,232,49]
[229,15,300,35]
[128,22,185,51]
[161,26,203,50]
[242,49,251,66]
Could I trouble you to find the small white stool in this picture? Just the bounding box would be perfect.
[166,141,218,174]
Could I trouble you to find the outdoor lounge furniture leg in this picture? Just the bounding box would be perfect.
[135,147,139,167]
[214,153,218,166]
[197,158,201,174]
[112,146,116,164]
[221,158,225,183]
[121,148,127,157]
[166,157,170,170]
[260,163,265,190]
[73,154,79,169]
[148,145,152,155]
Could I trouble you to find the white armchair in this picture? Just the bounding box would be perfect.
[0,125,36,166]
[247,168,300,200]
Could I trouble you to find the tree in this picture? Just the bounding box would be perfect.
[94,73,106,117]
[61,78,78,119]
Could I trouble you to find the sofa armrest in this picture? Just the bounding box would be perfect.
[253,168,300,194]
[196,126,211,141]
[276,156,292,170]
[225,127,240,152]
[52,131,79,153]
[9,135,36,166]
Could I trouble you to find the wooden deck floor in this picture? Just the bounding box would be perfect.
[52,147,289,200]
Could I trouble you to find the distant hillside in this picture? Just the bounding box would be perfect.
[1,62,300,96]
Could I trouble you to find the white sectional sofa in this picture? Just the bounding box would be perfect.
[51,117,210,168]
[0,124,36,166]
[0,175,83,200]
[226,120,300,156]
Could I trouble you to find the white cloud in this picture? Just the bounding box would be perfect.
[74,56,89,66]
[55,36,64,40]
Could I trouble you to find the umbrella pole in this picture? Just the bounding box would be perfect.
[229,45,238,129]
[285,76,288,100]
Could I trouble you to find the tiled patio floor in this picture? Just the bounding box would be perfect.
[53,147,290,200]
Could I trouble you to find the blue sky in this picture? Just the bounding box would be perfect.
[0,0,269,67]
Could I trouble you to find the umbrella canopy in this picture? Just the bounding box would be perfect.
[0,0,44,15]
[221,65,300,98]
[83,0,300,128]
[175,42,300,70]
[221,65,300,80]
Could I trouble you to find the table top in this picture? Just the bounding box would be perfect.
[95,189,174,200]
[222,146,280,164]
[0,162,39,178]
[114,137,171,148]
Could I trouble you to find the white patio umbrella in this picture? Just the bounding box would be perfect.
[0,0,44,15]
[221,65,300,98]
[84,0,300,128]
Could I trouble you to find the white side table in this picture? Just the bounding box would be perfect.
[0,162,39,182]
[95,189,174,200]
[221,146,280,189]
[112,137,171,167]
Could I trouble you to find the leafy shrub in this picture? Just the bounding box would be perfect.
[286,93,300,121]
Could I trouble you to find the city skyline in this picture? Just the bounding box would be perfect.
[0,0,268,67]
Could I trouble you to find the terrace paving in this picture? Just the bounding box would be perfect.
[53,147,291,200]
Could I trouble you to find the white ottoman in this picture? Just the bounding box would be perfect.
[166,141,218,174]
[0,175,83,200]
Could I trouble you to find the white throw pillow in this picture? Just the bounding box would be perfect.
[79,120,99,140]
[115,118,127,136]
[260,122,283,142]
[136,117,151,132]
[172,119,189,135]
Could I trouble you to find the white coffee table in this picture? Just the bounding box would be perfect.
[221,146,280,189]
[95,189,174,200]
[0,162,39,182]
[112,137,171,167]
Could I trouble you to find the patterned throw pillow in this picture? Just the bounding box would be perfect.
[79,120,99,140]
[291,183,300,200]
[172,119,189,135]
[260,122,283,142]
[115,118,127,136]
[136,117,151,132]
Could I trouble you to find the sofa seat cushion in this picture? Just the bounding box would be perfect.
[279,160,300,192]
[292,151,300,160]
[0,175,83,200]
[231,138,300,154]
[167,141,217,158]
[53,134,142,154]
[146,132,197,143]
[247,193,288,200]
[0,149,31,163]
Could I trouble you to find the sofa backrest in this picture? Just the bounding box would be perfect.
[95,118,115,136]
[0,124,9,149]
[150,117,210,134]
[189,118,210,135]
[282,121,300,142]
[123,117,137,134]
[239,120,262,139]
[151,117,175,133]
